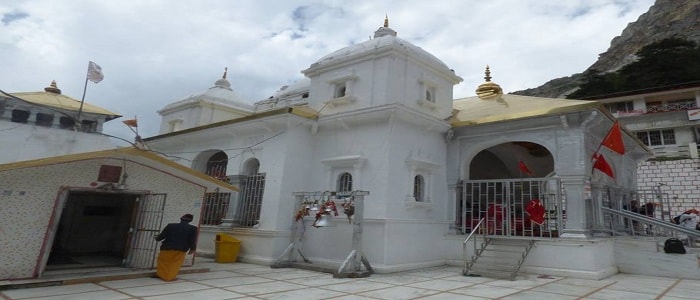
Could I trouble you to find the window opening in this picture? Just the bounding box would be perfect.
[338,172,353,192]
[334,83,347,98]
[80,120,97,132]
[36,113,54,127]
[425,87,436,103]
[11,109,29,123]
[636,129,676,146]
[201,192,231,225]
[60,117,75,129]
[413,175,425,202]
[235,158,264,227]
[205,151,228,181]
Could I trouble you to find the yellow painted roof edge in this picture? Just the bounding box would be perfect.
[0,147,239,191]
[11,91,121,117]
[449,100,602,127]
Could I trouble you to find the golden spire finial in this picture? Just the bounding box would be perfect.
[384,14,389,27]
[223,67,228,79]
[44,80,62,94]
[476,65,503,100]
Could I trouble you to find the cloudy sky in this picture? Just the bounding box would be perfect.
[1,0,655,145]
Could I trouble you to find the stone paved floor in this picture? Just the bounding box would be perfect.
[1,259,698,299]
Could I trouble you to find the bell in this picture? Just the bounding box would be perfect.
[309,204,320,214]
[313,214,335,227]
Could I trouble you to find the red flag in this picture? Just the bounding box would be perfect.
[518,160,534,176]
[601,121,625,154]
[593,153,615,178]
[122,119,138,127]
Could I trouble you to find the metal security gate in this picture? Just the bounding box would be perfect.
[235,174,265,227]
[124,193,166,269]
[458,178,562,238]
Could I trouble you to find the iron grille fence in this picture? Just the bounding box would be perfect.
[201,192,231,225]
[457,178,563,238]
[598,187,672,236]
[235,173,266,227]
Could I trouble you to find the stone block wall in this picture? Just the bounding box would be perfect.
[637,159,700,216]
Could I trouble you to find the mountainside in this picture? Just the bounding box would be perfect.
[513,0,700,98]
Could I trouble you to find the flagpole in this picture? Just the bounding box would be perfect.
[76,76,89,130]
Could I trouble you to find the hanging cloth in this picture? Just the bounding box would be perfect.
[526,199,546,225]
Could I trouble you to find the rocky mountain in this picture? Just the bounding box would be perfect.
[513,0,700,98]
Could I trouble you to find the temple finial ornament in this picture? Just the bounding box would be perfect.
[374,14,397,38]
[223,67,228,79]
[476,65,503,100]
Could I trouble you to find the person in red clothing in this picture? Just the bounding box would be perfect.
[154,214,198,281]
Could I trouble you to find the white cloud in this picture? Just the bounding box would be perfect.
[0,0,655,145]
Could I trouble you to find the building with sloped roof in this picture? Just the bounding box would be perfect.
[0,81,121,163]
[139,19,694,280]
[0,147,237,280]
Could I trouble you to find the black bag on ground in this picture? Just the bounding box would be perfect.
[664,238,686,254]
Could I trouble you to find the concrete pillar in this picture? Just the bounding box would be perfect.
[560,175,593,238]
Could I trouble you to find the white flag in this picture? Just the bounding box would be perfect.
[87,61,104,83]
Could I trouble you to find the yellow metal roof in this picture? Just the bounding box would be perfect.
[450,94,602,127]
[0,147,239,192]
[11,91,121,118]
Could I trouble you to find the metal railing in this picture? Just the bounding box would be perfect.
[600,207,700,247]
[645,101,697,113]
[462,217,485,275]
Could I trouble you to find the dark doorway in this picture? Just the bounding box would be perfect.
[46,191,138,270]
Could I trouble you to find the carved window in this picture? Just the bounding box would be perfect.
[337,172,353,192]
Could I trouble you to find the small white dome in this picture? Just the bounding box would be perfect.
[306,34,451,74]
[274,77,310,98]
[159,72,254,114]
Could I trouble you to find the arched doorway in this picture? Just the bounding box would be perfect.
[468,141,553,179]
[457,141,562,238]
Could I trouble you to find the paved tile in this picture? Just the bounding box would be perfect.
[16,289,131,300]
[223,281,305,295]
[449,284,522,298]
[357,286,440,299]
[142,288,245,299]
[3,261,700,300]
[117,281,211,297]
[1,283,105,299]
[256,287,346,300]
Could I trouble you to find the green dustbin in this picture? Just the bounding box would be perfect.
[215,233,241,263]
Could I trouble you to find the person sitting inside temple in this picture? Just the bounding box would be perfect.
[639,202,655,218]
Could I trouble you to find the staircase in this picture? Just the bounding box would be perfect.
[463,237,534,281]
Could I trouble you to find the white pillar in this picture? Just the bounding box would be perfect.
[560,175,593,238]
